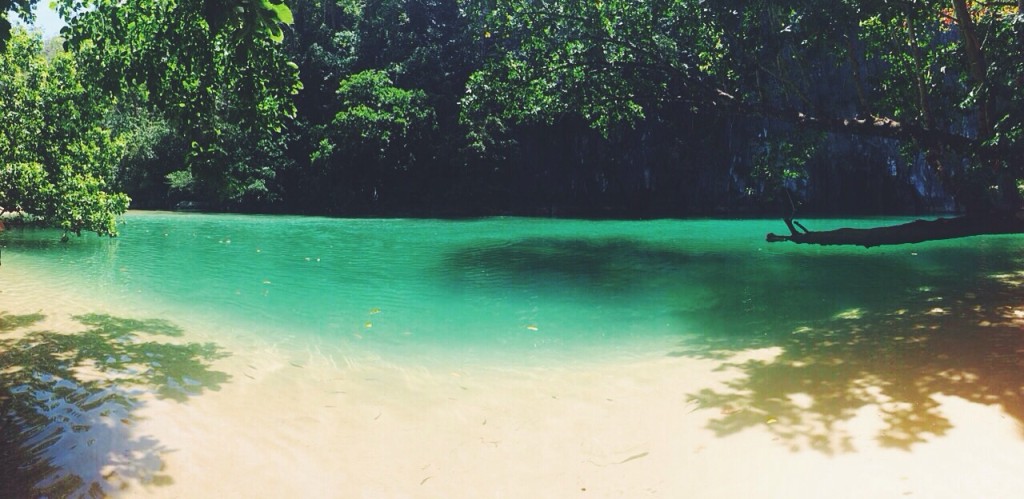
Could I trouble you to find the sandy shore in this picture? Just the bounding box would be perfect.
[5,262,1024,498]
[118,346,1024,499]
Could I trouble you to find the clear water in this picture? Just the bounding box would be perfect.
[3,212,1022,363]
[4,212,1024,495]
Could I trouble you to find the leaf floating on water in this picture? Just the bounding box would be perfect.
[766,417,778,425]
[369,307,381,315]
[364,322,373,328]
[262,280,272,285]
[526,325,539,331]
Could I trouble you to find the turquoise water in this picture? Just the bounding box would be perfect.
[3,212,1022,363]
[4,212,1024,496]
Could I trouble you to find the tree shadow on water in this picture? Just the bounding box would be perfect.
[0,312,229,497]
[440,236,728,296]
[677,270,1024,454]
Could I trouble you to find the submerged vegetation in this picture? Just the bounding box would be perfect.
[0,312,228,497]
[0,1,1022,242]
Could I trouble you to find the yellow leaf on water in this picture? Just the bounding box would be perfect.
[526,325,539,331]
[369,308,381,315]
[365,322,373,328]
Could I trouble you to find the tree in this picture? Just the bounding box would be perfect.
[281,0,476,214]
[313,69,437,212]
[465,0,1024,245]
[2,1,301,219]
[49,0,301,204]
[0,29,129,237]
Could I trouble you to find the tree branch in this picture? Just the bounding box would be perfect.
[766,213,1024,247]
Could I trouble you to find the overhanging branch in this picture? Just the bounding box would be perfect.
[706,88,977,154]
[766,213,1024,247]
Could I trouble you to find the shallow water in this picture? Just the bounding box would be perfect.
[3,212,1024,496]
[4,213,1021,357]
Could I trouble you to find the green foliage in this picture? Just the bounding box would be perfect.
[0,0,34,50]
[285,0,362,121]
[462,0,716,139]
[106,102,187,206]
[7,0,1021,216]
[464,0,1024,211]
[749,130,821,201]
[54,0,302,203]
[330,69,435,156]
[278,0,478,213]
[0,29,128,236]
[165,169,195,193]
[313,69,437,208]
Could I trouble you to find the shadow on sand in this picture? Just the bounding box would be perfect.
[0,312,229,497]
[442,235,1024,453]
[677,268,1024,454]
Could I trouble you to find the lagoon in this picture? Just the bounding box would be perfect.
[2,212,1024,497]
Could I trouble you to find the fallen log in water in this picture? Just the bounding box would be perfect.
[766,213,1024,248]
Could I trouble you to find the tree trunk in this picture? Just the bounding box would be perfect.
[906,13,932,129]
[845,35,870,115]
[766,213,1024,247]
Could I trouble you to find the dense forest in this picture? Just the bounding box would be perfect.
[1,1,1023,242]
